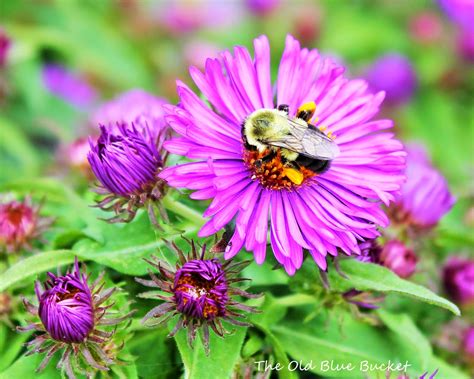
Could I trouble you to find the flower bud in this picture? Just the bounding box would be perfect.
[365,54,417,105]
[0,197,51,253]
[37,268,95,343]
[443,257,474,306]
[379,240,418,279]
[87,123,167,223]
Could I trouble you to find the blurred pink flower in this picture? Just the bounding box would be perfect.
[184,41,221,70]
[458,29,474,62]
[389,144,455,230]
[91,89,168,142]
[379,240,417,279]
[245,0,280,16]
[443,257,474,306]
[0,28,11,68]
[365,54,417,105]
[155,0,243,34]
[42,64,98,110]
[409,12,443,44]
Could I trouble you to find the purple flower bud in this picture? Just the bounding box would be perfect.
[443,257,474,306]
[458,28,474,62]
[19,258,134,377]
[365,54,417,105]
[36,261,94,343]
[174,259,228,320]
[42,64,98,110]
[357,239,382,263]
[137,240,260,354]
[0,196,52,253]
[87,123,167,223]
[0,28,11,68]
[379,240,418,279]
[389,145,455,231]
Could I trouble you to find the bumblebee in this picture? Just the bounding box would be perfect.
[242,102,339,185]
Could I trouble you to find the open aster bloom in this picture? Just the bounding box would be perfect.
[388,144,455,232]
[87,122,168,225]
[0,196,52,253]
[136,240,260,354]
[160,35,406,275]
[18,258,133,379]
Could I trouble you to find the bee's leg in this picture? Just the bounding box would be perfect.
[296,101,316,122]
[277,104,289,114]
[255,151,276,168]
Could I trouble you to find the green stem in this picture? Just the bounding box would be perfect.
[162,196,205,226]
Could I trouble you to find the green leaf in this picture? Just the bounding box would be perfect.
[0,327,31,371]
[428,356,469,379]
[0,354,60,378]
[272,311,422,378]
[128,329,177,379]
[73,213,201,276]
[250,295,297,379]
[329,260,460,315]
[173,323,247,379]
[376,309,432,373]
[0,250,75,292]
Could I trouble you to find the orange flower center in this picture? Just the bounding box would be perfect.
[243,148,315,190]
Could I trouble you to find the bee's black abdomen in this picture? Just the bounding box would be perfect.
[296,155,331,174]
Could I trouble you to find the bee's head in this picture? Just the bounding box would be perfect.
[243,110,276,148]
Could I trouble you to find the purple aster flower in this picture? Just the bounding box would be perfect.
[437,0,474,30]
[136,240,260,354]
[365,54,417,105]
[388,144,455,231]
[442,257,474,306]
[42,64,98,110]
[0,28,11,68]
[160,35,406,275]
[0,196,53,253]
[87,122,167,224]
[245,0,280,16]
[18,258,133,378]
[91,89,168,143]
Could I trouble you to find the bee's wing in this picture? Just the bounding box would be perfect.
[266,118,340,160]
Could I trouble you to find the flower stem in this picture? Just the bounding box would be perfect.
[162,196,205,226]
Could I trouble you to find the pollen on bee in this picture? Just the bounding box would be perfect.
[243,149,315,190]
